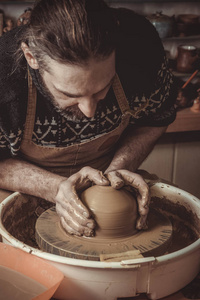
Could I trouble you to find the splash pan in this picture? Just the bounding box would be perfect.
[0,183,200,300]
[0,242,64,300]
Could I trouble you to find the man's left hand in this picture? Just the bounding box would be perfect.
[105,170,150,230]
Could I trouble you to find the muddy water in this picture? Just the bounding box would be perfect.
[0,265,47,300]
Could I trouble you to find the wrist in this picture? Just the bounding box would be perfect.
[42,174,66,203]
[105,157,136,174]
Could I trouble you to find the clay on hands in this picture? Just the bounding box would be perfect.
[55,166,109,237]
[105,170,150,230]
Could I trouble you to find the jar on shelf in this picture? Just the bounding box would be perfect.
[146,11,174,39]
[176,45,199,73]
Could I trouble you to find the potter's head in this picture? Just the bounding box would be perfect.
[19,0,118,119]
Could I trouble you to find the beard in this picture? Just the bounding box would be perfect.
[37,71,87,121]
[52,99,86,121]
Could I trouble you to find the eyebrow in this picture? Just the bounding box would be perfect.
[54,74,116,98]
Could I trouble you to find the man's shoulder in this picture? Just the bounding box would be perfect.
[0,27,28,132]
[0,26,26,77]
[0,26,27,104]
[113,7,165,94]
[0,26,24,51]
[114,7,164,62]
[112,7,159,38]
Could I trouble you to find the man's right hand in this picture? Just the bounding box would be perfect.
[55,167,109,237]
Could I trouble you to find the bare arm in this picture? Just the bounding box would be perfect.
[104,125,167,229]
[0,158,64,202]
[0,158,108,236]
[105,125,167,173]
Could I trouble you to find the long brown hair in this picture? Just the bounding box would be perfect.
[16,0,118,70]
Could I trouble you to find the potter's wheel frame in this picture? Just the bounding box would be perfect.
[0,182,200,300]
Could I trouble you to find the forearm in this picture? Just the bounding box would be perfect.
[0,158,65,202]
[105,125,167,173]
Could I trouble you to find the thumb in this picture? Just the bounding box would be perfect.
[106,171,124,189]
[80,167,109,186]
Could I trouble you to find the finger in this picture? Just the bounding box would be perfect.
[136,190,150,226]
[60,216,82,236]
[116,170,150,205]
[57,184,92,219]
[136,215,148,230]
[80,167,109,186]
[60,216,95,237]
[58,205,96,235]
[135,190,150,230]
[136,191,150,231]
[112,170,150,230]
[106,171,124,189]
[56,190,93,224]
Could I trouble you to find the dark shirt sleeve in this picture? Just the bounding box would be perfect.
[0,27,28,161]
[130,56,177,127]
[0,127,12,159]
[115,8,178,127]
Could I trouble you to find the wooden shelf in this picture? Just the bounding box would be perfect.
[167,107,200,132]
[172,70,200,78]
[163,35,200,42]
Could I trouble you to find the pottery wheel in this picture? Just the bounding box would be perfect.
[35,207,173,261]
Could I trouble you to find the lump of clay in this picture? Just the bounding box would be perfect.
[81,185,138,239]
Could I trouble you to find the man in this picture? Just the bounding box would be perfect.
[0,0,177,237]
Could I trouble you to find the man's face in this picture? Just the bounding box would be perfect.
[40,52,116,120]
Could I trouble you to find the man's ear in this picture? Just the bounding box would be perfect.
[21,42,39,69]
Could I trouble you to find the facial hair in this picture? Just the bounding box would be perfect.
[37,70,87,121]
[52,100,86,121]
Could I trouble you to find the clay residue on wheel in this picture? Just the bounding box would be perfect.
[2,195,53,247]
[151,196,200,252]
[1,194,200,255]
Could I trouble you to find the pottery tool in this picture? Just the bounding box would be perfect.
[182,69,199,89]
[99,249,143,262]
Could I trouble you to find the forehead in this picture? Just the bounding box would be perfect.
[44,52,116,94]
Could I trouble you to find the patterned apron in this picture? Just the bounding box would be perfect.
[19,73,135,178]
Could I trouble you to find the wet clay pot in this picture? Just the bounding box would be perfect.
[81,185,138,239]
[176,45,199,73]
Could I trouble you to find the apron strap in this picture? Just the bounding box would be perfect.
[112,73,130,115]
[22,69,37,140]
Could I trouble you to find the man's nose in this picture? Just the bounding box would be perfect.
[78,98,98,118]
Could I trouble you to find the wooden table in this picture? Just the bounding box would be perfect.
[167,107,200,133]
